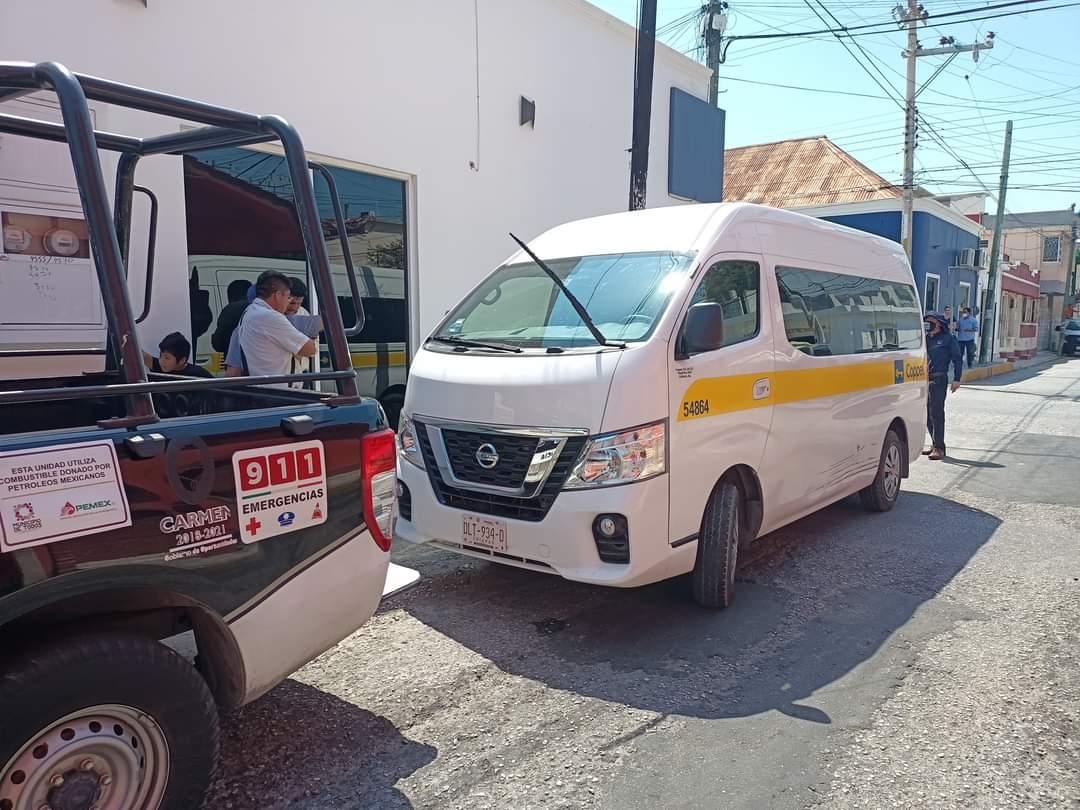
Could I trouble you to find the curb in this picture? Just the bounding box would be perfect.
[961,353,1060,384]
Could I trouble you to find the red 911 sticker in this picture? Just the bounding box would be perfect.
[232,440,327,544]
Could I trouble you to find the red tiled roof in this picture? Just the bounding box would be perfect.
[723,136,900,208]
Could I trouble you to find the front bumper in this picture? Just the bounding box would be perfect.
[396,460,693,588]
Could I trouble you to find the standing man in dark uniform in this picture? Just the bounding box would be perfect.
[923,312,963,461]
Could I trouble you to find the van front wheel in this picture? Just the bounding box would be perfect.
[859,429,904,513]
[691,481,741,609]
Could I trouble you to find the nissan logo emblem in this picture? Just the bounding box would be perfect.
[475,443,500,469]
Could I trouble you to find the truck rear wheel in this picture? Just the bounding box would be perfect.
[691,481,741,609]
[0,633,219,810]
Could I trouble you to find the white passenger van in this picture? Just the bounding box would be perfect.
[395,203,927,607]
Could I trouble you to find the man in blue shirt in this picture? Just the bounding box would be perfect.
[955,306,979,369]
[923,312,963,461]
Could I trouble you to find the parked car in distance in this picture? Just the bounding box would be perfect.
[1056,319,1080,355]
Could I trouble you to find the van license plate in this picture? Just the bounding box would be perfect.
[462,515,508,552]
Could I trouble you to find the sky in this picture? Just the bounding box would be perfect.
[591,0,1080,216]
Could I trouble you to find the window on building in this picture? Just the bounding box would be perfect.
[958,281,972,310]
[684,260,760,352]
[1043,235,1061,263]
[775,266,922,356]
[182,146,410,400]
[924,274,940,312]
[1022,297,1039,323]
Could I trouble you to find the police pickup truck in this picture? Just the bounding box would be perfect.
[0,62,409,809]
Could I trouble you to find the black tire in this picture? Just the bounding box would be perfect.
[0,633,219,810]
[859,429,904,513]
[691,481,741,609]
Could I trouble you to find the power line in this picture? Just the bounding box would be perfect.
[803,0,905,104]
[715,0,1080,45]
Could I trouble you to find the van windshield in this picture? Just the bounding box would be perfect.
[434,251,695,349]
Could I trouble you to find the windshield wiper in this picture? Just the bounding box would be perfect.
[428,335,523,353]
[509,232,627,349]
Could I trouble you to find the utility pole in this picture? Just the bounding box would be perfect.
[900,0,921,260]
[979,119,1012,367]
[703,1,729,107]
[1067,212,1079,303]
[897,3,994,258]
[628,0,658,211]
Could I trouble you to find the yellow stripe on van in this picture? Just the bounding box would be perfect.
[678,357,926,422]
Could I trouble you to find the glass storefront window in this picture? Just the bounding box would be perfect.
[182,147,409,424]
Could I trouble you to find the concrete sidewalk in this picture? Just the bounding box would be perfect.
[960,350,1061,383]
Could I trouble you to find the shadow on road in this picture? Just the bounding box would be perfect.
[392,491,999,726]
[207,679,436,809]
[941,457,1005,469]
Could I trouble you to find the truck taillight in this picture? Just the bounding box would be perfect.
[361,429,397,551]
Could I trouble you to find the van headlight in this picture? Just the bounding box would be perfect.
[397,414,425,469]
[563,421,666,489]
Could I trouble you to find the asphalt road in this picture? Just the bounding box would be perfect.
[208,356,1080,810]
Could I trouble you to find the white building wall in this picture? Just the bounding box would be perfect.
[0,0,710,348]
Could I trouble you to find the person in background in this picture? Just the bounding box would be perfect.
[210,279,252,354]
[224,273,322,379]
[956,306,979,369]
[143,331,212,378]
[942,305,955,333]
[229,272,321,387]
[142,331,212,416]
[286,277,315,385]
[286,277,310,317]
[923,313,963,461]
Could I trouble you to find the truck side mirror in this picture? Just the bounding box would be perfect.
[678,303,726,359]
[1055,324,1063,331]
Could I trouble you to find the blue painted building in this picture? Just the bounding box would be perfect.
[798,200,984,316]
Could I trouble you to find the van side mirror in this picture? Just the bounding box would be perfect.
[677,303,725,359]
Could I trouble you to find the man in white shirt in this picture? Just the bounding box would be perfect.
[235,272,318,384]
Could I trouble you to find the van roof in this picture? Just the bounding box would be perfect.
[515,202,907,271]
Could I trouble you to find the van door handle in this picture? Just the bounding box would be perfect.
[752,378,772,400]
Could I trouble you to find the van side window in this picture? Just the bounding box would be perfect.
[684,260,760,353]
[775,266,922,356]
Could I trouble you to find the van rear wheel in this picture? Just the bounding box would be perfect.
[859,429,904,513]
[0,633,219,810]
[691,481,741,609]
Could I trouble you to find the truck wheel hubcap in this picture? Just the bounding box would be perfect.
[0,705,169,810]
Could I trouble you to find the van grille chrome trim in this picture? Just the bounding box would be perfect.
[413,418,588,522]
